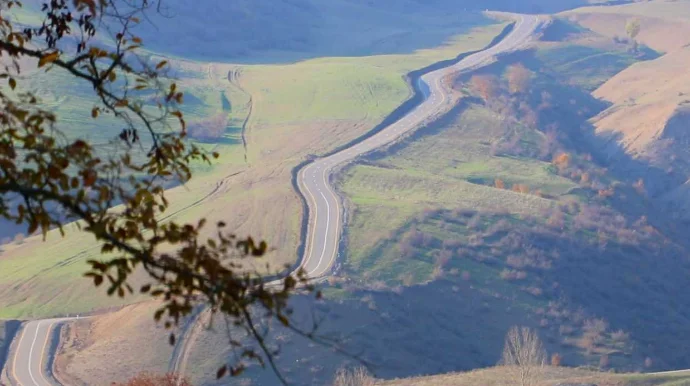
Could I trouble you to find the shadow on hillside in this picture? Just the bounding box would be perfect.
[210,204,690,386]
[458,48,690,249]
[122,0,597,64]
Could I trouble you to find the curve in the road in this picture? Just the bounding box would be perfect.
[7,13,544,386]
[296,13,543,280]
[10,318,72,386]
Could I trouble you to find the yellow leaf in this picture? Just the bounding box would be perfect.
[155,60,168,70]
[38,51,59,68]
[8,78,16,90]
[132,37,142,44]
[91,107,99,118]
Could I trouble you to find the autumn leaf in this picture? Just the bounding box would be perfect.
[38,52,59,68]
[216,366,227,379]
[82,169,97,187]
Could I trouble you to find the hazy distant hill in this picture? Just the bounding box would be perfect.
[124,0,593,62]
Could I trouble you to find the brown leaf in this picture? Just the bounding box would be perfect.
[38,52,59,68]
[216,365,227,379]
[82,169,97,187]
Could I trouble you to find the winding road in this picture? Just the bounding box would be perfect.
[297,13,543,280]
[5,13,543,386]
[8,318,68,386]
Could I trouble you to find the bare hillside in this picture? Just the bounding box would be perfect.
[562,1,690,212]
[381,366,690,386]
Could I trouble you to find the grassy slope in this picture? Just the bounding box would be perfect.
[561,1,690,215]
[0,14,504,319]
[382,366,690,386]
[329,14,690,375]
[58,14,690,386]
[340,105,576,272]
[39,20,513,386]
[166,24,662,386]
[53,302,173,386]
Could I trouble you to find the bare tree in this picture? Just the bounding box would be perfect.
[626,18,641,52]
[332,367,374,386]
[500,326,546,386]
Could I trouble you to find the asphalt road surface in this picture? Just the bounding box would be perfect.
[10,318,69,386]
[296,14,543,280]
[8,14,542,386]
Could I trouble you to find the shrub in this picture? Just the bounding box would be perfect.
[467,215,482,229]
[467,234,483,247]
[512,184,530,194]
[506,64,532,95]
[599,354,610,369]
[500,269,527,281]
[580,172,590,185]
[435,251,452,267]
[333,367,374,386]
[442,239,462,250]
[552,152,571,172]
[611,329,630,344]
[559,325,574,336]
[431,265,444,280]
[633,178,646,195]
[551,353,562,366]
[495,178,506,189]
[524,287,543,297]
[400,272,414,286]
[469,74,499,101]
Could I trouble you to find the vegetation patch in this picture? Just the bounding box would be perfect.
[335,23,690,372]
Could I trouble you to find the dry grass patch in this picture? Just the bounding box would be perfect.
[381,366,690,386]
[54,302,173,386]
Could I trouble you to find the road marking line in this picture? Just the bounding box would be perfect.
[300,166,319,277]
[28,321,42,386]
[12,323,30,386]
[308,190,331,276]
[38,323,54,386]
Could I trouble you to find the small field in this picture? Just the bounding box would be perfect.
[53,302,174,386]
[339,104,576,274]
